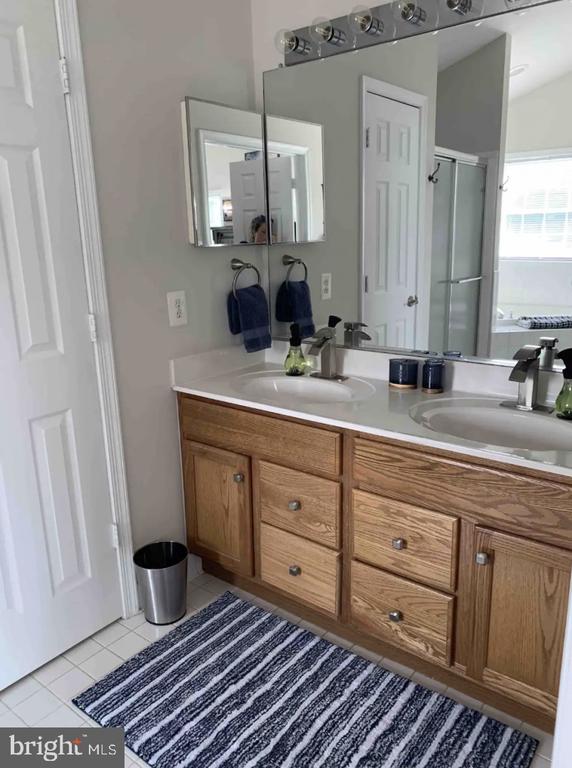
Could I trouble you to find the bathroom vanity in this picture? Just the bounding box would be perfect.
[176,360,572,732]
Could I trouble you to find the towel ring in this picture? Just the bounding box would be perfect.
[282,254,308,283]
[231,258,262,299]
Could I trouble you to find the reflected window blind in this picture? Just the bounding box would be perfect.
[499,155,572,260]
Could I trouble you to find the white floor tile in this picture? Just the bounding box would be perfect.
[254,597,277,612]
[189,573,212,588]
[352,645,383,664]
[33,656,74,686]
[37,704,86,728]
[79,649,122,679]
[0,710,27,728]
[0,676,42,708]
[108,632,149,660]
[520,723,554,760]
[134,622,174,642]
[482,704,522,731]
[444,687,483,712]
[202,577,232,597]
[378,657,414,679]
[0,700,7,716]
[530,756,551,768]
[412,672,448,694]
[299,620,327,637]
[92,622,130,647]
[119,612,146,631]
[12,688,61,725]
[273,608,302,625]
[64,638,102,665]
[187,587,216,611]
[48,668,94,702]
[324,632,354,650]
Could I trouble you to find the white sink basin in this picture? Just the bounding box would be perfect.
[410,397,572,452]
[235,371,375,405]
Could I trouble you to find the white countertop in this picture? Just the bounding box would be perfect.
[171,347,572,480]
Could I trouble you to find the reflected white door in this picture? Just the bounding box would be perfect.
[267,156,294,242]
[229,157,266,243]
[362,90,421,347]
[0,0,122,688]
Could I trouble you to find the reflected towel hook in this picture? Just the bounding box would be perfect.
[282,254,308,283]
[428,162,441,184]
[231,258,262,299]
[499,176,510,192]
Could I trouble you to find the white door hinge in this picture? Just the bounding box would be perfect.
[88,313,97,342]
[365,127,370,149]
[110,523,120,550]
[59,56,70,95]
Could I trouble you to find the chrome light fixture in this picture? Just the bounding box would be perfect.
[445,0,483,16]
[310,16,347,47]
[274,28,312,57]
[348,5,384,35]
[392,0,428,25]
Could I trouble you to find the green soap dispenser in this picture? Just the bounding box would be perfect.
[555,348,572,420]
[284,323,307,377]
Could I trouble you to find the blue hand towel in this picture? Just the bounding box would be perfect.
[227,284,271,353]
[275,280,315,338]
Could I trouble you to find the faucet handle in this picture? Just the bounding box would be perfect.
[512,344,541,361]
[540,336,559,349]
[344,321,368,330]
[328,315,342,329]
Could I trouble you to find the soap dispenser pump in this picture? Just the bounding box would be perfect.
[284,323,307,377]
[555,348,572,420]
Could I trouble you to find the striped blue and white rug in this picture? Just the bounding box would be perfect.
[73,591,538,768]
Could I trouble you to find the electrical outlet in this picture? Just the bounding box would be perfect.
[167,290,188,327]
[321,273,332,301]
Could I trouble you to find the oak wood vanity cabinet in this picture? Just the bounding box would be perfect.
[178,393,572,729]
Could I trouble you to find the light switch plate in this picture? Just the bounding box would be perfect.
[167,290,188,327]
[321,273,332,301]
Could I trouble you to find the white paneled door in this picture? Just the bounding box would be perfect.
[363,89,421,348]
[0,0,122,688]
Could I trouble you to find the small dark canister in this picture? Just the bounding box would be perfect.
[422,358,445,394]
[389,358,419,389]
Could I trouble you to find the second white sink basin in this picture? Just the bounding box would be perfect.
[236,371,375,405]
[410,397,572,452]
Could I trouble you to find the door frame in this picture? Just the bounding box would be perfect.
[359,75,430,346]
[54,0,138,617]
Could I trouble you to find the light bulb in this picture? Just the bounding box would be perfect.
[274,28,311,56]
[392,0,427,25]
[504,0,528,8]
[445,0,483,17]
[348,5,384,35]
[310,16,347,46]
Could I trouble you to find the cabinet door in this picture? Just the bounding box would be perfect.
[183,441,253,576]
[469,527,572,717]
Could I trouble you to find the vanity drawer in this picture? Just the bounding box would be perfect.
[350,560,454,666]
[353,437,572,548]
[260,523,340,616]
[179,396,341,478]
[258,461,341,548]
[353,490,458,591]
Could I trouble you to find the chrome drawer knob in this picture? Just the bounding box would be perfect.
[388,610,403,623]
[233,473,245,483]
[392,538,407,551]
[475,552,490,566]
[288,500,302,511]
[288,565,302,577]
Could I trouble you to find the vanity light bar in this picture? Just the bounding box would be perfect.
[282,0,559,66]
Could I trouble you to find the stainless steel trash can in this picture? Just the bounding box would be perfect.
[133,541,188,625]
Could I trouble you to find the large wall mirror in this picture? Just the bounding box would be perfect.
[264,0,572,365]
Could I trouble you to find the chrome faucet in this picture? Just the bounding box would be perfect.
[344,321,372,348]
[307,315,345,380]
[501,344,546,412]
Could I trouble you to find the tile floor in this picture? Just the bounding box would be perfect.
[0,573,554,768]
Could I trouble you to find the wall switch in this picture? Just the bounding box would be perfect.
[321,273,332,301]
[167,290,188,327]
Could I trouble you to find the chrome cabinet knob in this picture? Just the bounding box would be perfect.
[392,538,407,551]
[475,552,490,566]
[288,500,302,511]
[388,610,403,623]
[288,565,302,577]
[233,473,244,483]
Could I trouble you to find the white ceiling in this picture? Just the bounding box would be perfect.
[436,0,572,99]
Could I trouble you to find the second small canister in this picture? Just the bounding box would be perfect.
[422,358,445,394]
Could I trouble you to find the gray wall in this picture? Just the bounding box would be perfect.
[436,36,510,156]
[77,0,260,549]
[264,35,439,340]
